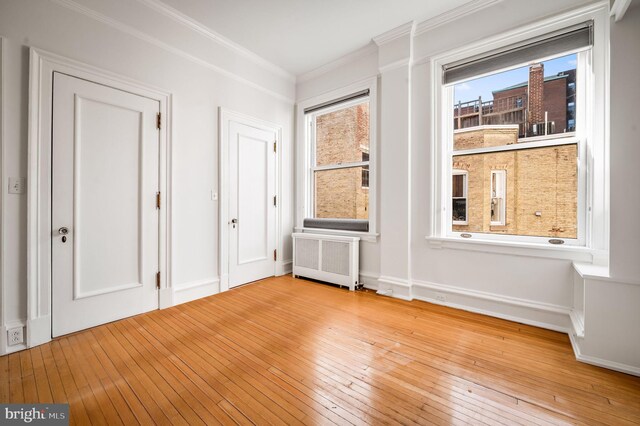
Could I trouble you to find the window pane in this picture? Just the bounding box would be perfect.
[452,174,465,198]
[453,53,577,146]
[452,144,577,238]
[315,167,369,219]
[453,199,467,222]
[315,101,369,167]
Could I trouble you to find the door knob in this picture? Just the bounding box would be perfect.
[58,227,69,235]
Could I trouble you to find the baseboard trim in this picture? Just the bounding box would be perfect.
[277,260,293,276]
[377,275,412,301]
[569,332,640,377]
[173,278,220,306]
[27,316,51,349]
[412,279,571,333]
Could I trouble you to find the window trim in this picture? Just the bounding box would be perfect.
[428,3,609,255]
[295,77,378,238]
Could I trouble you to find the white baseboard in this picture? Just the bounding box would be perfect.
[377,275,412,301]
[569,332,640,377]
[173,278,220,306]
[277,259,293,276]
[412,279,571,333]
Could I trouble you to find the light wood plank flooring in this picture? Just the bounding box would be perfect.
[2,276,639,425]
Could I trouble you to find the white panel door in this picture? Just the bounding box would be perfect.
[228,120,276,287]
[52,72,160,337]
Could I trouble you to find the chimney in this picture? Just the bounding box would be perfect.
[527,63,544,128]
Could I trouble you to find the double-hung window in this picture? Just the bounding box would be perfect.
[438,20,597,245]
[301,85,376,234]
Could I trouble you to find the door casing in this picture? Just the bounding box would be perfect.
[27,48,172,348]
[219,108,283,292]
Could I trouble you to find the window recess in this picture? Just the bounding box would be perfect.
[305,92,371,232]
[441,20,594,246]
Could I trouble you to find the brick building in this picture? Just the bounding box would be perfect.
[452,126,577,238]
[454,63,576,137]
[314,103,370,219]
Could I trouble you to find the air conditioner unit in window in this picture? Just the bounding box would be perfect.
[292,233,360,291]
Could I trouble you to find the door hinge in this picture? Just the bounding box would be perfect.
[273,249,277,261]
[156,192,161,209]
[273,195,277,207]
[273,141,277,153]
[156,271,161,289]
[156,112,162,130]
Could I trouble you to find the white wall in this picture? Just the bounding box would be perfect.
[0,0,295,353]
[296,0,640,374]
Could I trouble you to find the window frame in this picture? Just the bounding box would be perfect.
[295,78,378,239]
[428,4,609,254]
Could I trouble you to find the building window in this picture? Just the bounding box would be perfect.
[452,170,468,225]
[297,81,377,235]
[437,19,598,245]
[490,170,506,226]
[361,152,370,189]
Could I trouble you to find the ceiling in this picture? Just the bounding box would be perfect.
[159,0,474,77]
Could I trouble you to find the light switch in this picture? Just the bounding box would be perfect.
[8,177,25,194]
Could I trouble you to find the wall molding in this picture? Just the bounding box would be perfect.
[173,278,220,306]
[278,260,293,276]
[415,0,504,36]
[0,36,5,349]
[610,0,633,22]
[377,276,412,301]
[296,42,378,85]
[373,22,415,46]
[50,0,294,103]
[569,333,640,377]
[135,0,294,82]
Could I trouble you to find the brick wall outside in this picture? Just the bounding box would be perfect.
[314,103,369,219]
[453,127,577,238]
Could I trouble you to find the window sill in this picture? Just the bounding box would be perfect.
[425,235,597,262]
[295,227,379,243]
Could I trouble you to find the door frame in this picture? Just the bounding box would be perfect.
[27,48,173,348]
[218,108,283,292]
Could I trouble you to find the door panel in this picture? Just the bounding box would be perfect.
[228,120,276,287]
[52,72,160,337]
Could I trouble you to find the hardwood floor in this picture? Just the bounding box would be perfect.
[2,276,639,425]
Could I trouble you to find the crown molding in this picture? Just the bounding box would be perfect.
[296,42,378,84]
[373,21,415,46]
[415,0,503,36]
[50,0,294,103]
[610,0,632,22]
[135,0,295,82]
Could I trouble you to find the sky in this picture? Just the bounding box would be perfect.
[454,53,577,104]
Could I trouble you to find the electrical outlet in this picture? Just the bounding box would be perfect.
[435,292,447,303]
[8,326,24,346]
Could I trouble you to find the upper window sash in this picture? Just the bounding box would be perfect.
[308,97,370,170]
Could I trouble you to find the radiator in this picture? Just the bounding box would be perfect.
[292,233,360,291]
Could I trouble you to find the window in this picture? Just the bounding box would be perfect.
[490,170,506,226]
[452,170,468,225]
[436,19,599,246]
[361,152,370,189]
[298,82,377,236]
